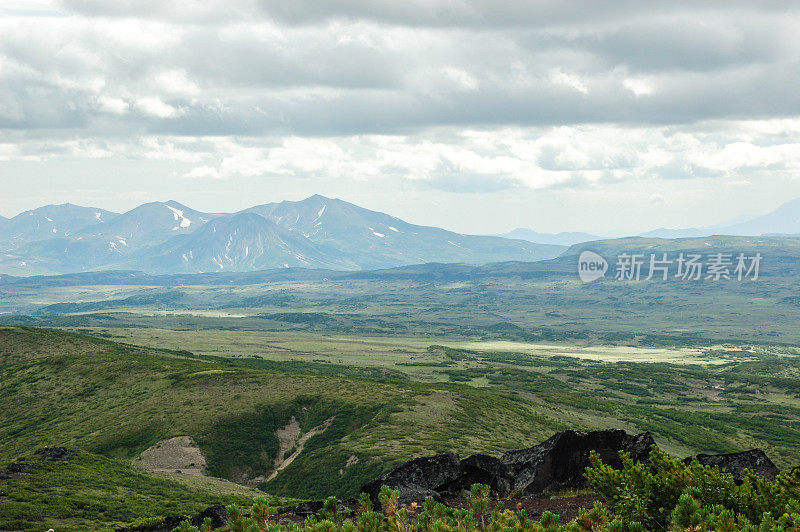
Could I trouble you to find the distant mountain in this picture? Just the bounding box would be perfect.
[0,203,117,247]
[638,227,708,239]
[73,200,218,249]
[0,196,565,275]
[245,195,563,270]
[716,198,800,236]
[8,201,220,273]
[123,212,356,273]
[497,228,603,246]
[641,200,800,238]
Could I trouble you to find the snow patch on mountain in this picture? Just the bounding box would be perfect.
[165,205,192,229]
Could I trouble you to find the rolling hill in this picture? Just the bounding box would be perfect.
[3,324,800,529]
[496,228,604,246]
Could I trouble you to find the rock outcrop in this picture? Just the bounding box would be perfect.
[457,453,511,496]
[359,429,656,505]
[35,447,73,461]
[283,431,786,518]
[684,449,779,482]
[496,429,655,496]
[360,452,462,506]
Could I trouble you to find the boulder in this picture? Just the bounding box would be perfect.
[35,447,72,461]
[193,505,229,529]
[684,449,779,481]
[360,452,462,506]
[5,460,35,474]
[498,429,655,496]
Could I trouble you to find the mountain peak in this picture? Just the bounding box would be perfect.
[164,199,192,209]
[0,204,120,245]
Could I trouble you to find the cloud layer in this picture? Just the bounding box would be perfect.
[1,0,799,222]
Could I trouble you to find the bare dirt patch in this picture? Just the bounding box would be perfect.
[339,454,360,475]
[254,416,334,485]
[133,435,207,476]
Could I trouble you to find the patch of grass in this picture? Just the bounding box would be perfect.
[0,451,268,532]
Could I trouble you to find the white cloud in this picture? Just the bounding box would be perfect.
[48,117,773,194]
[623,78,654,97]
[548,69,589,95]
[183,165,222,179]
[97,96,129,115]
[135,97,180,118]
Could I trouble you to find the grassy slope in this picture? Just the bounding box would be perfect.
[45,326,800,469]
[0,451,265,532]
[4,326,800,529]
[0,327,564,500]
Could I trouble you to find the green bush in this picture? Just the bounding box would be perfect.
[586,445,800,530]
[217,485,643,532]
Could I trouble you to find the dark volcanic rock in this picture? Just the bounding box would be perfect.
[360,452,462,506]
[357,430,654,503]
[194,505,229,528]
[684,449,779,481]
[498,429,655,496]
[118,504,228,532]
[35,447,73,461]
[457,453,512,495]
[5,460,35,474]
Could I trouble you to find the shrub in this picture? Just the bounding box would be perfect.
[586,445,800,530]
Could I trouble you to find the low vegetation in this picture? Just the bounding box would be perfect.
[177,449,800,532]
[0,450,265,532]
[3,324,800,530]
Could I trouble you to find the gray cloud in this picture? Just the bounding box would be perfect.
[2,2,799,137]
[64,0,798,29]
[1,0,800,203]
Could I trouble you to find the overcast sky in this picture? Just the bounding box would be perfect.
[2,1,800,234]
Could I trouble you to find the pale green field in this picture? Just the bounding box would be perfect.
[454,340,726,364]
[63,326,772,388]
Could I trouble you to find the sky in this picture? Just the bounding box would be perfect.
[1,1,800,235]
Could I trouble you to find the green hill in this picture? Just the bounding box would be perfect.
[4,326,800,530]
[0,327,563,500]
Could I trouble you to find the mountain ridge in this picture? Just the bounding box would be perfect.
[0,196,563,275]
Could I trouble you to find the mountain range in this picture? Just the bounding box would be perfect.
[4,195,800,277]
[0,195,563,276]
[498,197,800,245]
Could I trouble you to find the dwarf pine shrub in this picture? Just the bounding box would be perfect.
[170,455,800,532]
[586,445,800,530]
